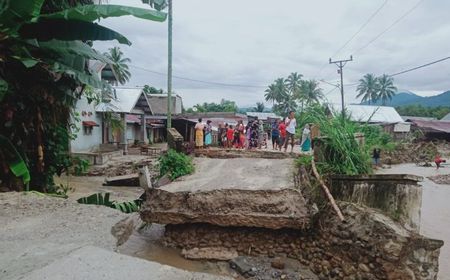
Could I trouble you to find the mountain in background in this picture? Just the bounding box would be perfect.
[360,90,450,107]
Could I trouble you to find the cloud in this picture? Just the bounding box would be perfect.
[95,0,450,107]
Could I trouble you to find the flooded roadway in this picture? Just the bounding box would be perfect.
[377,164,450,280]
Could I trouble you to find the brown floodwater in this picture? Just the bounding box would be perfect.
[116,224,234,277]
[378,164,450,280]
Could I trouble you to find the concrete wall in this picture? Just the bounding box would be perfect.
[71,97,103,153]
[330,174,423,232]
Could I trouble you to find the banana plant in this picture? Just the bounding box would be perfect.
[0,0,167,101]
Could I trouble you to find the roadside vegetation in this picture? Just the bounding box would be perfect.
[0,0,166,194]
[158,149,195,180]
[300,105,396,176]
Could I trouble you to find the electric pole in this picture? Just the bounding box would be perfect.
[329,55,353,117]
[167,0,173,128]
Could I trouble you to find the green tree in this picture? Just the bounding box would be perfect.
[377,74,397,105]
[301,80,323,106]
[143,85,164,94]
[104,47,131,85]
[188,99,238,113]
[0,0,166,191]
[253,102,265,112]
[264,83,277,105]
[357,73,379,104]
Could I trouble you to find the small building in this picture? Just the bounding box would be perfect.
[405,119,450,141]
[246,112,281,124]
[440,112,450,121]
[145,93,183,143]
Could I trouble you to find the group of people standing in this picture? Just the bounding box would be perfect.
[194,111,312,153]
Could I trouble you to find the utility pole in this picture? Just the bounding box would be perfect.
[167,0,173,128]
[329,55,353,117]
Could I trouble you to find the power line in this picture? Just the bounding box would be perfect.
[332,0,388,58]
[353,0,425,54]
[130,64,267,88]
[313,0,389,79]
[389,56,450,77]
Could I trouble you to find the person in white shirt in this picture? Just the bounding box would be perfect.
[283,111,297,152]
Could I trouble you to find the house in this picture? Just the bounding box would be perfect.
[145,93,183,143]
[96,88,152,152]
[329,104,410,140]
[404,119,450,141]
[246,112,281,124]
[173,112,248,143]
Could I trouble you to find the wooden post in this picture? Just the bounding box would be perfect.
[139,166,152,190]
[311,158,345,222]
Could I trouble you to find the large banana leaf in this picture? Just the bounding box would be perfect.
[0,78,8,101]
[0,135,31,184]
[51,61,108,89]
[0,0,45,27]
[38,4,166,23]
[19,19,131,45]
[77,192,142,213]
[38,40,114,64]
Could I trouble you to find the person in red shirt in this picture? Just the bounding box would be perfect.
[226,125,234,148]
[278,120,286,151]
[435,154,446,170]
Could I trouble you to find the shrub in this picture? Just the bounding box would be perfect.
[158,149,194,180]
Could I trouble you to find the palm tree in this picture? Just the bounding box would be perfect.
[264,83,277,105]
[286,72,303,99]
[301,80,324,106]
[273,78,288,103]
[356,73,379,105]
[377,74,397,105]
[104,47,131,85]
[253,102,265,112]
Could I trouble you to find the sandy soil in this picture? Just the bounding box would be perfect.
[0,192,129,280]
[377,164,450,279]
[161,157,295,193]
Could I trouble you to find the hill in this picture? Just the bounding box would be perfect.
[360,90,450,107]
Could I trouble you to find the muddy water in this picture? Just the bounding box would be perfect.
[117,224,234,277]
[377,164,450,280]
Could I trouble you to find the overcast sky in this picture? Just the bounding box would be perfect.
[94,0,450,108]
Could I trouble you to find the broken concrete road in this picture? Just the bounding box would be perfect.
[141,188,311,229]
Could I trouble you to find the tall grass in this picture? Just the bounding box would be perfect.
[301,106,373,175]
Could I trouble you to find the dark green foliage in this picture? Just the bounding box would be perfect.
[295,155,313,168]
[72,157,90,176]
[158,149,194,180]
[396,105,450,120]
[77,192,142,213]
[186,99,238,113]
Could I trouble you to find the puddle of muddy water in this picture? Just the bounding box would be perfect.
[377,164,450,280]
[116,224,235,278]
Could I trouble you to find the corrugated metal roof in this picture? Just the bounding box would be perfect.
[441,112,450,121]
[96,88,150,114]
[146,94,182,115]
[410,119,450,133]
[402,116,437,121]
[246,112,281,120]
[331,104,403,123]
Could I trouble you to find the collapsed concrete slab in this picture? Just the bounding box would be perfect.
[141,188,312,230]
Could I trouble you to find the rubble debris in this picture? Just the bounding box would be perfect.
[181,247,238,261]
[104,173,139,186]
[428,173,450,184]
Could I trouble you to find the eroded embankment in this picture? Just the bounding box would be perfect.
[162,202,443,280]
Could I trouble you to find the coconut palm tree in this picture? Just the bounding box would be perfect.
[253,102,265,112]
[356,73,379,104]
[264,83,277,105]
[286,72,303,99]
[301,80,324,106]
[377,74,397,105]
[273,78,288,103]
[104,47,131,85]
